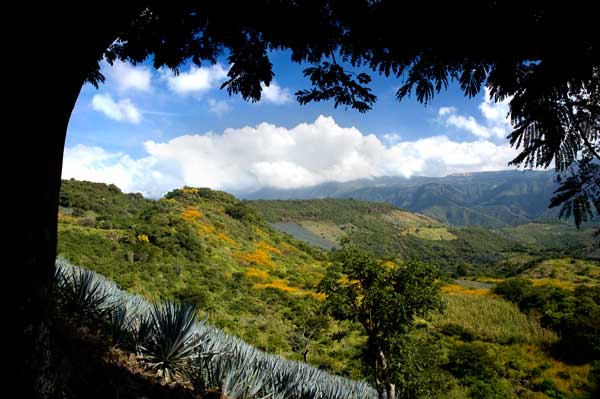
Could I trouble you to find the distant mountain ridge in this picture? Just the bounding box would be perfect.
[241,170,559,227]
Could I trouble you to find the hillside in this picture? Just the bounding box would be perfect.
[248,198,597,276]
[242,170,566,227]
[58,179,365,375]
[57,179,600,398]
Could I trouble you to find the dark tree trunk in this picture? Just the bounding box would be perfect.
[18,72,84,399]
[14,4,145,397]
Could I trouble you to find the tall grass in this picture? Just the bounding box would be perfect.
[55,258,377,399]
[431,293,558,345]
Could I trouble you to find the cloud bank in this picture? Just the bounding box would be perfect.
[62,115,519,198]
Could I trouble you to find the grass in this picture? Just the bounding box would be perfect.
[500,343,595,398]
[521,258,600,285]
[442,284,490,296]
[401,226,457,241]
[432,293,558,345]
[382,209,440,227]
[298,220,347,242]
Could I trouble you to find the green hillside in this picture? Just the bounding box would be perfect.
[57,179,364,375]
[248,198,596,276]
[57,180,600,398]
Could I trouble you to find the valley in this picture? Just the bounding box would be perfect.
[57,179,600,398]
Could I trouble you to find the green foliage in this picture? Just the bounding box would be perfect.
[387,333,451,399]
[319,244,443,397]
[550,157,600,228]
[531,378,568,399]
[320,245,443,334]
[447,343,500,381]
[225,202,263,225]
[494,280,600,363]
[432,293,557,345]
[439,323,475,342]
[60,179,148,229]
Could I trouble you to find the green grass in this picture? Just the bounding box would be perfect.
[431,293,558,345]
[520,257,600,285]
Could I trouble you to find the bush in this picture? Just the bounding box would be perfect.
[468,379,511,399]
[492,278,533,305]
[226,202,262,224]
[439,323,475,342]
[446,343,499,381]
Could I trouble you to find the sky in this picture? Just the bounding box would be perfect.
[64,51,523,198]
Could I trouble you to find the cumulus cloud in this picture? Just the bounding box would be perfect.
[162,64,228,95]
[107,60,152,92]
[260,81,293,104]
[91,94,142,123]
[382,133,402,144]
[438,88,511,139]
[207,98,231,116]
[62,116,520,198]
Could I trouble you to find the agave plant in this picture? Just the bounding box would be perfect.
[106,302,135,348]
[55,265,116,323]
[139,302,204,382]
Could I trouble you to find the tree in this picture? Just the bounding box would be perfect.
[318,245,443,399]
[288,305,330,363]
[15,2,598,396]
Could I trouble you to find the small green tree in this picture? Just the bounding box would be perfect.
[289,305,330,363]
[318,244,443,399]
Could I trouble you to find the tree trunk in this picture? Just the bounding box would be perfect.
[377,348,395,399]
[14,4,144,397]
[16,65,85,398]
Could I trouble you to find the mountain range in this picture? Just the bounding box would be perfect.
[241,170,560,227]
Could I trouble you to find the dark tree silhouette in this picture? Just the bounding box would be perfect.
[14,1,599,397]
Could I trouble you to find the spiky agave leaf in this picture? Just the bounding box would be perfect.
[107,302,134,348]
[140,302,202,382]
[56,266,115,322]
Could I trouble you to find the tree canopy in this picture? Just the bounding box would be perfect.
[318,244,443,398]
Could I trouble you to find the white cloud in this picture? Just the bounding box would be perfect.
[207,98,230,116]
[107,60,152,92]
[382,133,402,144]
[438,106,456,117]
[438,89,511,139]
[91,94,142,123]
[162,64,228,95]
[260,81,293,104]
[62,116,520,198]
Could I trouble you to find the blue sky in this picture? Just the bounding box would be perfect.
[64,51,521,197]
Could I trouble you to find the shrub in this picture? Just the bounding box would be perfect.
[446,342,499,381]
[439,323,475,342]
